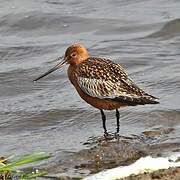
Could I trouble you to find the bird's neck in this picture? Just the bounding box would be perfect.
[67,65,78,85]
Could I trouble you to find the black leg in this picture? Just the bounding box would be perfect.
[100,109,108,135]
[116,109,120,134]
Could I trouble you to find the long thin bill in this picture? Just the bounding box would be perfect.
[33,58,66,82]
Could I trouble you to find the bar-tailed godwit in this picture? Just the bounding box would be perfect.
[34,44,159,136]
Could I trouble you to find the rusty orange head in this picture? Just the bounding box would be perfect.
[33,44,89,81]
[65,44,89,65]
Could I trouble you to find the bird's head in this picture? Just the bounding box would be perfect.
[65,44,89,65]
[33,43,89,81]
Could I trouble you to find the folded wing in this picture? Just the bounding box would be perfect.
[76,58,159,106]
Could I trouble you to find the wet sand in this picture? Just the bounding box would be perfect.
[123,167,180,180]
[41,134,179,179]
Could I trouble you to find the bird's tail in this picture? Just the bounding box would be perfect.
[112,94,159,106]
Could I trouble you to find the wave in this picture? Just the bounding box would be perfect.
[146,18,180,39]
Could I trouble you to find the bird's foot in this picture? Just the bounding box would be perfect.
[104,132,116,140]
[104,132,112,140]
[114,132,120,140]
[104,131,108,137]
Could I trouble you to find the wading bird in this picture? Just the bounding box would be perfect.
[34,44,159,137]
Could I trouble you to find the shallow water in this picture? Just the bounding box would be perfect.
[0,0,180,179]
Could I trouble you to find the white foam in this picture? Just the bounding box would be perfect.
[83,154,180,180]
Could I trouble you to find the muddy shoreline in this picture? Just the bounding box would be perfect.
[123,167,180,180]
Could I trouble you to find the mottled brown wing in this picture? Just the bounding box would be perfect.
[76,57,158,105]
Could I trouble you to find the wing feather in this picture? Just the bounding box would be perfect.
[75,57,159,105]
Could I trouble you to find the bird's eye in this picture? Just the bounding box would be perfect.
[71,53,77,57]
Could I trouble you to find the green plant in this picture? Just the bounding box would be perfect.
[0,152,51,180]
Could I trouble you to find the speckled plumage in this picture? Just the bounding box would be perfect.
[34,43,159,135]
[74,57,157,106]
